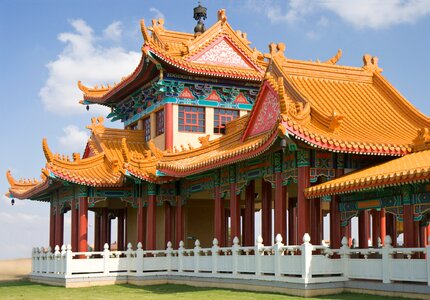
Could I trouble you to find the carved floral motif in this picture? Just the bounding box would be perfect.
[248,90,280,137]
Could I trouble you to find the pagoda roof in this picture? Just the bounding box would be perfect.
[266,45,430,156]
[78,9,267,105]
[305,149,430,199]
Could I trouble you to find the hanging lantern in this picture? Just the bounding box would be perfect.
[11,199,15,206]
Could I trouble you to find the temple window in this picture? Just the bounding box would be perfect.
[214,108,239,134]
[144,117,151,141]
[156,109,165,136]
[178,105,205,132]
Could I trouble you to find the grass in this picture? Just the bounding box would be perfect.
[0,281,409,300]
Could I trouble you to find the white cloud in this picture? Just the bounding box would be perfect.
[58,125,90,153]
[103,21,122,41]
[39,19,141,116]
[254,0,430,29]
[150,7,165,20]
[321,0,430,29]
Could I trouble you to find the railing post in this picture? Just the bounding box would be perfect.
[194,239,201,273]
[301,233,313,283]
[126,243,133,275]
[340,236,350,280]
[33,248,39,274]
[39,247,45,273]
[60,245,66,275]
[178,241,184,273]
[103,243,110,275]
[31,248,35,274]
[65,244,72,277]
[166,241,173,273]
[274,234,284,278]
[232,237,240,275]
[426,236,430,286]
[211,238,219,274]
[136,242,143,275]
[382,235,393,284]
[54,245,61,275]
[46,246,51,274]
[255,235,264,277]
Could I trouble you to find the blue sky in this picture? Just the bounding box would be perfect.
[1,0,430,259]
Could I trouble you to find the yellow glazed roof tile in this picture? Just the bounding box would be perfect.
[268,48,430,155]
[305,149,430,198]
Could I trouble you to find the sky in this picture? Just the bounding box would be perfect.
[1,0,430,259]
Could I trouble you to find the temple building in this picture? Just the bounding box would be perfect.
[6,7,430,293]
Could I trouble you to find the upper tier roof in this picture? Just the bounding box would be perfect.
[264,45,430,156]
[78,9,267,104]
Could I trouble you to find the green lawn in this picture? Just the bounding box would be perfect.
[0,281,408,300]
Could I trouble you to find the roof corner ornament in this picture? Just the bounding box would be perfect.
[194,2,207,34]
[269,42,286,59]
[412,127,430,151]
[329,110,344,134]
[148,140,164,159]
[121,138,131,163]
[362,54,383,73]
[217,8,227,24]
[324,49,342,65]
[86,116,105,134]
[198,134,211,147]
[140,19,151,43]
[6,170,16,187]
[42,138,54,163]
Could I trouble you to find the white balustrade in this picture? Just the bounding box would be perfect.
[29,234,430,286]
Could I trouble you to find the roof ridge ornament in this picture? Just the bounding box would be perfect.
[194,2,207,34]
[217,9,227,24]
[86,116,105,134]
[324,49,342,65]
[362,54,383,73]
[329,110,344,133]
[269,42,286,59]
[412,127,430,152]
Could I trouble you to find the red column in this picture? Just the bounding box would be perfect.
[261,179,272,245]
[230,183,240,245]
[49,202,56,250]
[94,212,101,251]
[310,198,321,245]
[403,204,415,247]
[297,166,310,242]
[358,210,370,248]
[71,199,79,251]
[214,186,223,245]
[288,197,297,245]
[55,203,64,247]
[164,202,172,247]
[175,196,184,248]
[101,208,109,247]
[427,224,430,246]
[380,208,386,246]
[117,210,125,251]
[78,197,88,253]
[165,103,173,151]
[386,213,397,247]
[372,210,381,247]
[330,195,341,249]
[224,208,229,245]
[147,195,157,250]
[137,197,146,248]
[274,173,286,242]
[244,180,255,246]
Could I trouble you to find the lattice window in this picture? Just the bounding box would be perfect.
[144,117,151,141]
[156,109,164,136]
[178,106,205,132]
[214,108,239,134]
